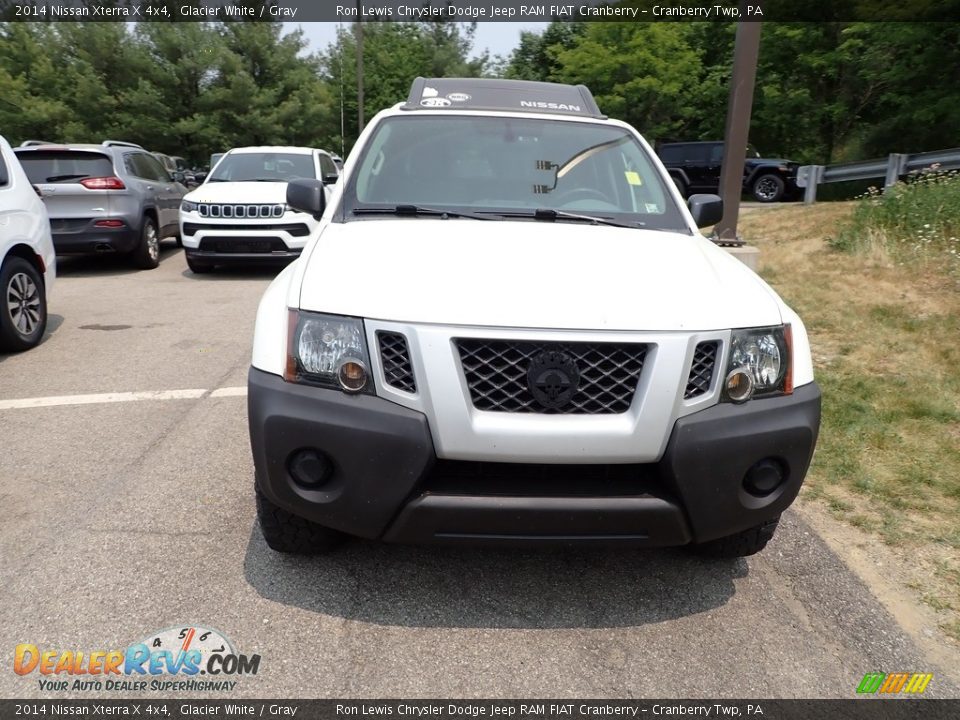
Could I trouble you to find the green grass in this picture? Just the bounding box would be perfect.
[739,201,960,642]
[830,168,960,275]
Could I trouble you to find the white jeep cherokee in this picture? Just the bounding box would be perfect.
[179,146,339,274]
[247,79,821,557]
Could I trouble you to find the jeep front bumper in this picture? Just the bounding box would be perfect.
[248,368,821,547]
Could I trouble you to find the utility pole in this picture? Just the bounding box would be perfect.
[713,12,762,242]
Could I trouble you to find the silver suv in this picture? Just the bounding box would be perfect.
[14,141,185,269]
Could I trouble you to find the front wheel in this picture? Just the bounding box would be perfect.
[0,257,47,352]
[691,516,780,558]
[255,482,346,554]
[751,173,786,203]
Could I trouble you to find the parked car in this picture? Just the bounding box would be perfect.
[153,152,196,188]
[247,78,821,557]
[0,135,56,351]
[657,141,800,203]
[14,140,184,269]
[179,146,339,274]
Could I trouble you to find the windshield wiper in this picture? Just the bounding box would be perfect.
[352,204,494,221]
[484,208,642,229]
[44,174,90,182]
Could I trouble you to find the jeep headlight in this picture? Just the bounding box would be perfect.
[723,325,792,403]
[284,311,372,394]
[180,200,198,212]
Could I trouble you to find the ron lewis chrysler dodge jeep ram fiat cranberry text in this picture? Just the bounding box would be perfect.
[246,78,821,557]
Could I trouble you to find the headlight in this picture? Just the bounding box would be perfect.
[722,325,792,403]
[284,311,372,394]
[180,200,198,213]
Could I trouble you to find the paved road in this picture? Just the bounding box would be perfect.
[1,246,957,700]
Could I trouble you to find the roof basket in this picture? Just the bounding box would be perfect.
[101,140,144,149]
[402,77,605,119]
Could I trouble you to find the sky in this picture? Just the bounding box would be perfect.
[289,21,548,60]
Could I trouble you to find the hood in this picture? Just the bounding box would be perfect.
[297,219,784,331]
[185,181,288,204]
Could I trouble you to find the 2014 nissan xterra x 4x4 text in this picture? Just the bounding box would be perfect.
[247,78,821,558]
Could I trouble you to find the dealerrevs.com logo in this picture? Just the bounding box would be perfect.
[14,625,260,692]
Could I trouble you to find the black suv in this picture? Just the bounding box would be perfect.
[657,141,800,203]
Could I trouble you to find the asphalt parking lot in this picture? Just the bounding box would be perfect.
[1,244,957,700]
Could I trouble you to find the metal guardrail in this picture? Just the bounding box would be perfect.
[796,148,960,204]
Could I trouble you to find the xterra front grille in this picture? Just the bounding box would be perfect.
[456,339,648,415]
[684,341,719,399]
[378,331,416,393]
[197,203,285,219]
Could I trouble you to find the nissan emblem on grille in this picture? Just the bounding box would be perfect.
[527,351,580,410]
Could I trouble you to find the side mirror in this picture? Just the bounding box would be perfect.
[687,194,723,229]
[322,173,339,186]
[286,178,327,219]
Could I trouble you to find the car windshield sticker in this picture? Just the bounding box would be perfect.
[420,97,452,107]
[625,171,642,186]
[447,93,471,102]
[645,203,661,213]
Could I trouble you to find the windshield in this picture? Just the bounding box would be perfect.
[345,116,688,232]
[208,152,316,183]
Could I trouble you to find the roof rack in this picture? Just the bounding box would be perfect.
[402,77,605,119]
[19,140,55,147]
[101,140,144,149]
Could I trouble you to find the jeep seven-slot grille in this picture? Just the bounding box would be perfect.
[378,332,416,393]
[197,203,285,219]
[684,341,719,399]
[456,339,648,414]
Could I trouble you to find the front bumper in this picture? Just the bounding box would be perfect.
[180,213,310,264]
[248,368,821,547]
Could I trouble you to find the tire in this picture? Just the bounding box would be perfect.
[185,254,213,274]
[0,257,47,352]
[671,175,688,200]
[691,516,780,559]
[255,482,345,554]
[131,216,160,269]
[751,173,786,203]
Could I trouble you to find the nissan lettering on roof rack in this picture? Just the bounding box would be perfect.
[402,77,606,118]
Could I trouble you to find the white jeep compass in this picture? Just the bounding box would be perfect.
[179,146,339,274]
[247,78,821,557]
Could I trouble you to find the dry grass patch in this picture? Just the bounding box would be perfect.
[739,202,960,642]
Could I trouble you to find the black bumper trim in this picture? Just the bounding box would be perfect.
[249,367,821,547]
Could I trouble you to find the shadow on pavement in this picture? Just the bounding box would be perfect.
[242,525,747,629]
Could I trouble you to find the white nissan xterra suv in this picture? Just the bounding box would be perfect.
[247,78,821,558]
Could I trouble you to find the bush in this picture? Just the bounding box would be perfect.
[830,166,960,272]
